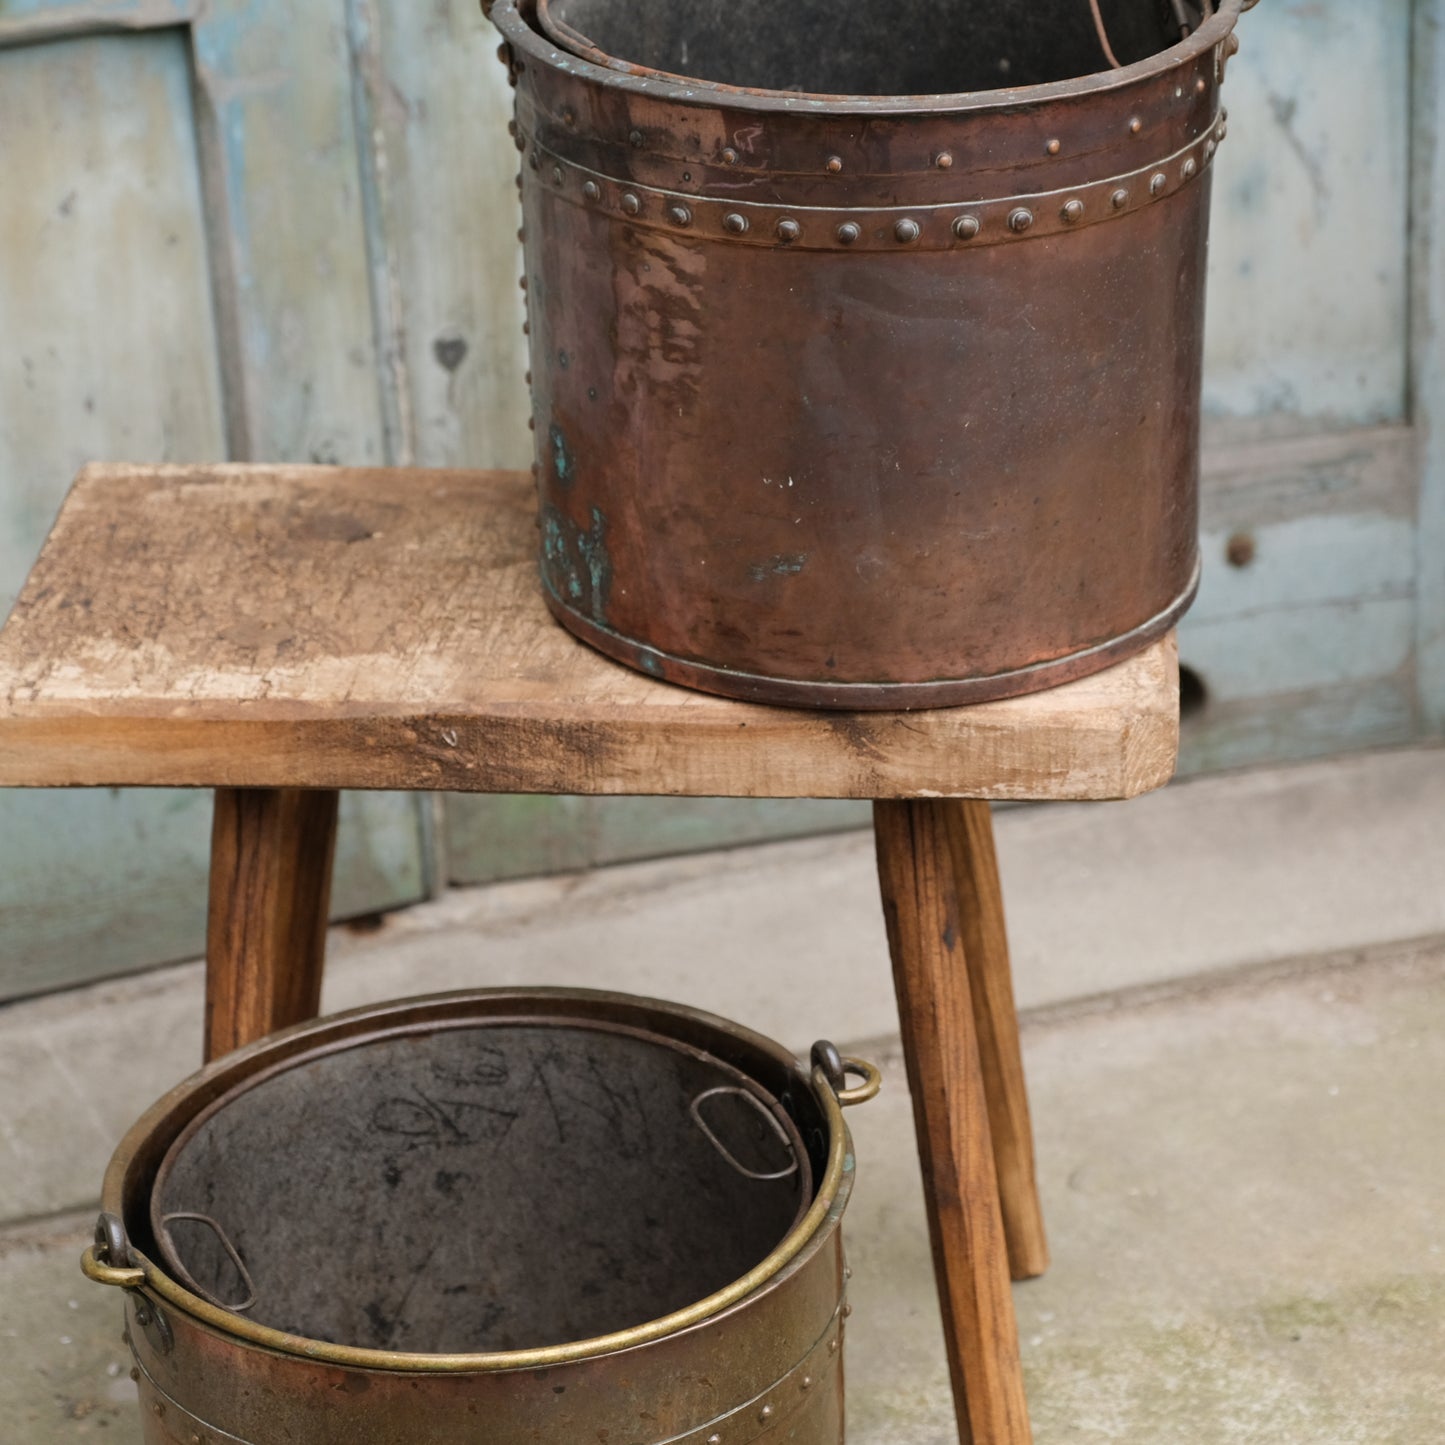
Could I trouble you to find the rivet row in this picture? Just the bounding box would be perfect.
[525,117,1226,252]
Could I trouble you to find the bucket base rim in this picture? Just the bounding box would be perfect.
[543,558,1199,712]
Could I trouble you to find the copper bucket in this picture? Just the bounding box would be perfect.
[490,0,1256,709]
[83,989,878,1444]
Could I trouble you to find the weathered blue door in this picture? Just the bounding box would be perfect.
[3,0,1442,994]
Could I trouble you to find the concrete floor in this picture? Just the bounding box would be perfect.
[4,939,1442,1443]
[2,747,1443,1442]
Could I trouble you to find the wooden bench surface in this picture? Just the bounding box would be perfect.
[0,464,1180,800]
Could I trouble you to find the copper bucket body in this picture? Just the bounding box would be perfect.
[491,0,1249,708]
[83,990,870,1444]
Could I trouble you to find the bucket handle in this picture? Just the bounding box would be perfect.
[156,1212,259,1315]
[689,1087,801,1182]
[811,1040,883,1107]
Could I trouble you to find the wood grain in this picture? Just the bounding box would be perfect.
[874,799,1033,1445]
[943,801,1050,1283]
[205,787,339,1060]
[0,465,1180,802]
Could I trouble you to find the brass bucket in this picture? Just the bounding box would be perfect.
[83,989,879,1444]
[489,0,1258,708]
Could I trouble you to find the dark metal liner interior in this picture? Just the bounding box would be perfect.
[150,1020,815,1354]
[539,0,1195,94]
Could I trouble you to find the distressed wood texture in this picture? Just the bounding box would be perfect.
[206,787,339,1059]
[1412,0,1445,734]
[875,799,1033,1445]
[942,801,1049,1283]
[0,465,1180,801]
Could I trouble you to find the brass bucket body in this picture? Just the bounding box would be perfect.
[84,989,871,1445]
[491,0,1250,708]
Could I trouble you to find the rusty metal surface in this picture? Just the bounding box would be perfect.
[91,988,860,1444]
[491,0,1249,709]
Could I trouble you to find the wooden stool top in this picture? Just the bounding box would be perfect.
[0,465,1179,800]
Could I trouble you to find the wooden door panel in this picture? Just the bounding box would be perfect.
[0,28,225,613]
[0,790,426,1003]
[0,12,428,994]
[1203,0,1411,429]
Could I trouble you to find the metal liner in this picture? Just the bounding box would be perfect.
[87,988,878,1369]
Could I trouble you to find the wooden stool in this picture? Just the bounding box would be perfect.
[0,464,1180,1445]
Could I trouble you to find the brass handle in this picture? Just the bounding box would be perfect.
[835,1057,883,1107]
[811,1040,882,1107]
[80,1244,145,1291]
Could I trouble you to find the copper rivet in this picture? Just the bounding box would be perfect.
[1183,158,1198,180]
[723,212,749,235]
[1150,171,1168,195]
[513,135,525,152]
[129,1367,139,1382]
[621,192,640,215]
[936,151,954,169]
[1008,207,1034,233]
[1111,187,1130,209]
[1221,106,1229,123]
[529,151,540,171]
[507,119,517,137]
[1062,198,1084,223]
[826,155,844,174]
[527,417,535,431]
[1219,120,1229,141]
[894,218,921,243]
[829,1338,840,1353]
[1129,117,1143,135]
[1205,138,1217,160]
[837,221,861,244]
[191,1436,203,1444]
[722,147,739,165]
[668,204,693,228]
[153,1402,165,1417]
[524,371,532,384]
[707,1437,722,1445]
[776,218,801,243]
[1046,139,1061,156]
[522,321,530,334]
[843,1302,854,1318]
[552,165,563,185]
[760,1406,774,1422]
[583,180,601,202]
[802,1375,814,1391]
[1196,76,1208,94]
[629,129,644,148]
[953,215,981,240]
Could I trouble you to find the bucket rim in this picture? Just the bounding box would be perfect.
[89,986,865,1374]
[490,0,1247,118]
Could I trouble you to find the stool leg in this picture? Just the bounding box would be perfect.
[874,800,1032,1445]
[942,800,1049,1282]
[205,787,339,1061]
